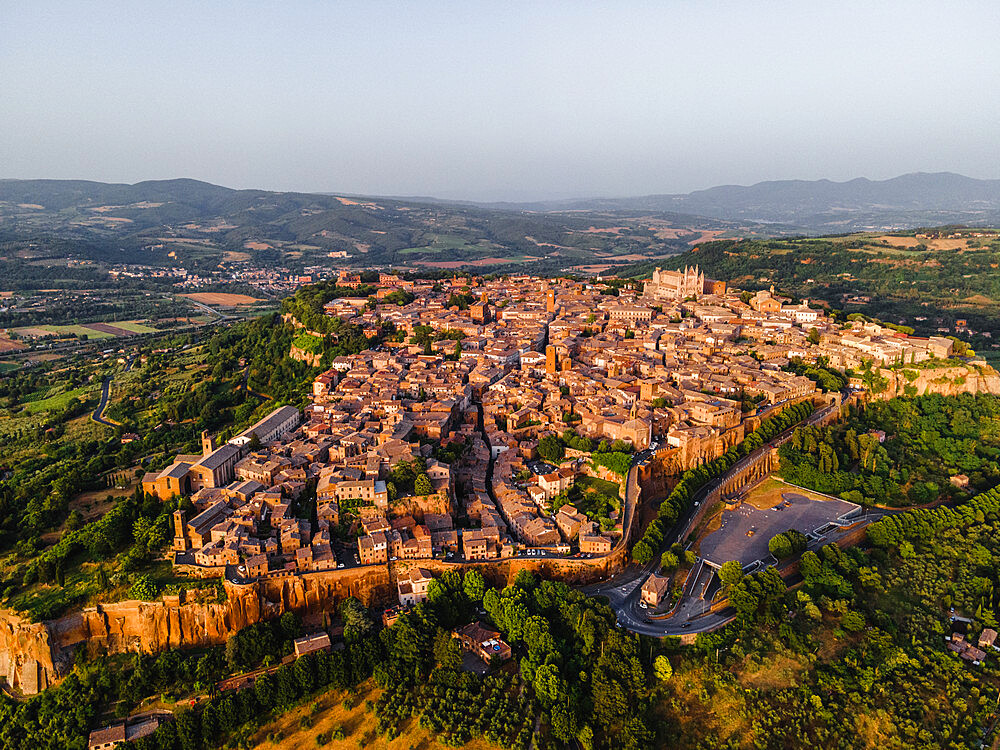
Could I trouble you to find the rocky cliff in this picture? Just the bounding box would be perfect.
[0,565,391,695]
[878,363,1000,399]
[0,514,647,697]
[289,344,323,367]
[0,609,58,695]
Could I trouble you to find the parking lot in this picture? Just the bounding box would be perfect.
[526,460,556,475]
[700,490,860,569]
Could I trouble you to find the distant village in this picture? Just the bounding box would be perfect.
[141,266,969,612]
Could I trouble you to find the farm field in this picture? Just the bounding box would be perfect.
[108,320,158,333]
[0,336,25,352]
[181,292,264,305]
[11,320,161,340]
[22,324,114,339]
[22,384,97,414]
[248,682,499,750]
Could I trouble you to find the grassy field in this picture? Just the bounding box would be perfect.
[249,681,499,750]
[50,324,116,339]
[181,292,263,306]
[575,475,621,498]
[23,384,97,414]
[13,321,162,339]
[112,320,159,334]
[0,361,18,373]
[13,324,112,340]
[397,234,491,256]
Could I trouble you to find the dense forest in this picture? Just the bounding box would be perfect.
[779,394,1000,506]
[0,572,664,750]
[675,488,1000,748]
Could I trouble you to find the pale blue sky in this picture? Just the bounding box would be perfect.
[2,1,999,200]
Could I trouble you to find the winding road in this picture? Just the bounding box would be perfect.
[91,354,135,427]
[581,395,896,638]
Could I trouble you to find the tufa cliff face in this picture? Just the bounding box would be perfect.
[878,364,1000,399]
[0,609,58,695]
[0,534,641,696]
[0,566,392,695]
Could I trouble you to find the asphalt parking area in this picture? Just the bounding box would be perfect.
[700,491,859,568]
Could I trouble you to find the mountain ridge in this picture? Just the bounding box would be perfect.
[2,172,999,246]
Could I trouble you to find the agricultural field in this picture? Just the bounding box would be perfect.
[248,682,499,750]
[0,335,25,352]
[181,292,264,306]
[22,384,97,414]
[11,319,161,340]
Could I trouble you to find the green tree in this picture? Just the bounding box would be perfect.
[128,574,159,601]
[659,551,679,572]
[414,474,433,496]
[718,560,744,587]
[768,533,793,559]
[631,540,653,565]
[462,570,485,602]
[841,610,865,632]
[653,655,673,682]
[538,435,565,463]
[433,630,462,671]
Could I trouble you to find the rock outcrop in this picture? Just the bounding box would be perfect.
[0,610,59,694]
[289,344,322,367]
[0,522,645,696]
[877,363,1000,399]
[0,565,392,695]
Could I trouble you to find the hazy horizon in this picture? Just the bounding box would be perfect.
[3,1,1000,202]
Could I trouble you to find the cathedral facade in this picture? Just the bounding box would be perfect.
[643,265,708,301]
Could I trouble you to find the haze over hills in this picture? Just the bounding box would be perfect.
[0,178,756,273]
[474,172,1000,232]
[1,172,999,274]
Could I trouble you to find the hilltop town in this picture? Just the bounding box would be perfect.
[140,266,982,611]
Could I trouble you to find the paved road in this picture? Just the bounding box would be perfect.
[187,299,231,320]
[91,375,116,426]
[583,396,860,637]
[91,354,135,427]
